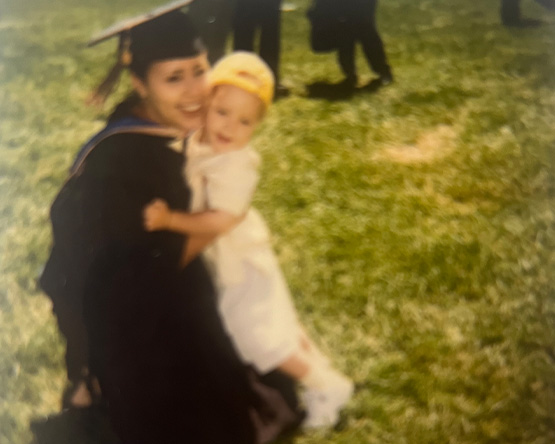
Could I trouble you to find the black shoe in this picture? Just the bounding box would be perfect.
[360,78,383,93]
[337,76,357,90]
[379,71,394,86]
[306,81,354,100]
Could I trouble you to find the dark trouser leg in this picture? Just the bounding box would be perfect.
[501,0,521,24]
[188,0,236,64]
[355,0,391,78]
[356,21,391,78]
[337,29,357,84]
[233,0,257,52]
[259,0,282,83]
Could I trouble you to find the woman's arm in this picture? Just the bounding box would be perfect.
[179,233,217,267]
[143,198,241,236]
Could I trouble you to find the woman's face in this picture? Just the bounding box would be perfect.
[132,53,210,133]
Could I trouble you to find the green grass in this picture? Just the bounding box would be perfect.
[1,1,554,443]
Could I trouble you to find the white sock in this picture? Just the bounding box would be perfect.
[300,364,330,389]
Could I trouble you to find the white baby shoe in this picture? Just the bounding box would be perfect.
[301,372,354,429]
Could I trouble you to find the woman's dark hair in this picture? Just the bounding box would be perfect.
[107,93,142,123]
[128,11,206,79]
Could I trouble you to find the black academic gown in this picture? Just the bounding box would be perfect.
[41,119,301,444]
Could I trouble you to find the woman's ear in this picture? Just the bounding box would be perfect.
[131,74,148,100]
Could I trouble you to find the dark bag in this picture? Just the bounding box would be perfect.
[306,0,343,52]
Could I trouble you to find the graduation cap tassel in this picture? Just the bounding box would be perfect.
[86,34,132,107]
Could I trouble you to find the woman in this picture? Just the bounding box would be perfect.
[40,7,301,444]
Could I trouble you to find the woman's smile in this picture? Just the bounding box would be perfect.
[179,103,203,113]
[177,103,204,123]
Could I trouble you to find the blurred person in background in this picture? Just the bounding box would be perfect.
[233,0,290,97]
[307,0,393,91]
[188,0,236,64]
[336,0,393,89]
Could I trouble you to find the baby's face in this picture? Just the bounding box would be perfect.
[203,84,263,152]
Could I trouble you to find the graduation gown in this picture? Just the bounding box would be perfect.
[40,117,302,444]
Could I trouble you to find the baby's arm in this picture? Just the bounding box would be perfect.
[180,233,216,267]
[143,198,240,236]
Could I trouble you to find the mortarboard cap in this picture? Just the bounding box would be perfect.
[87,0,205,105]
[88,0,196,47]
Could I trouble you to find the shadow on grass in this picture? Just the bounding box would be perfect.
[30,406,305,444]
[504,51,555,88]
[305,79,385,101]
[502,18,544,27]
[30,406,120,444]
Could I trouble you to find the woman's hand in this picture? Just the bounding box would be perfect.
[143,199,172,231]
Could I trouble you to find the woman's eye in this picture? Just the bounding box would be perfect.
[193,68,206,78]
[217,109,227,116]
[166,74,183,83]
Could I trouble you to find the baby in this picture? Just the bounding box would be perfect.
[143,52,353,428]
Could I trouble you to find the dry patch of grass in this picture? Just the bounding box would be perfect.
[375,124,457,165]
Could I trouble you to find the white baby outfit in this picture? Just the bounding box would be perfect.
[185,131,302,373]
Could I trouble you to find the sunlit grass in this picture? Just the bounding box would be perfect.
[1,1,554,443]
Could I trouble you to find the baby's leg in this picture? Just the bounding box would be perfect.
[277,340,353,430]
[278,352,311,380]
[217,262,303,373]
[219,260,353,428]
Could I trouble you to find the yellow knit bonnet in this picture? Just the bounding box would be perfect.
[208,51,275,109]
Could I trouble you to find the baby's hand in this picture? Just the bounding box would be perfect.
[143,199,172,231]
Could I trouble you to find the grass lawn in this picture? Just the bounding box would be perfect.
[1,0,554,443]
